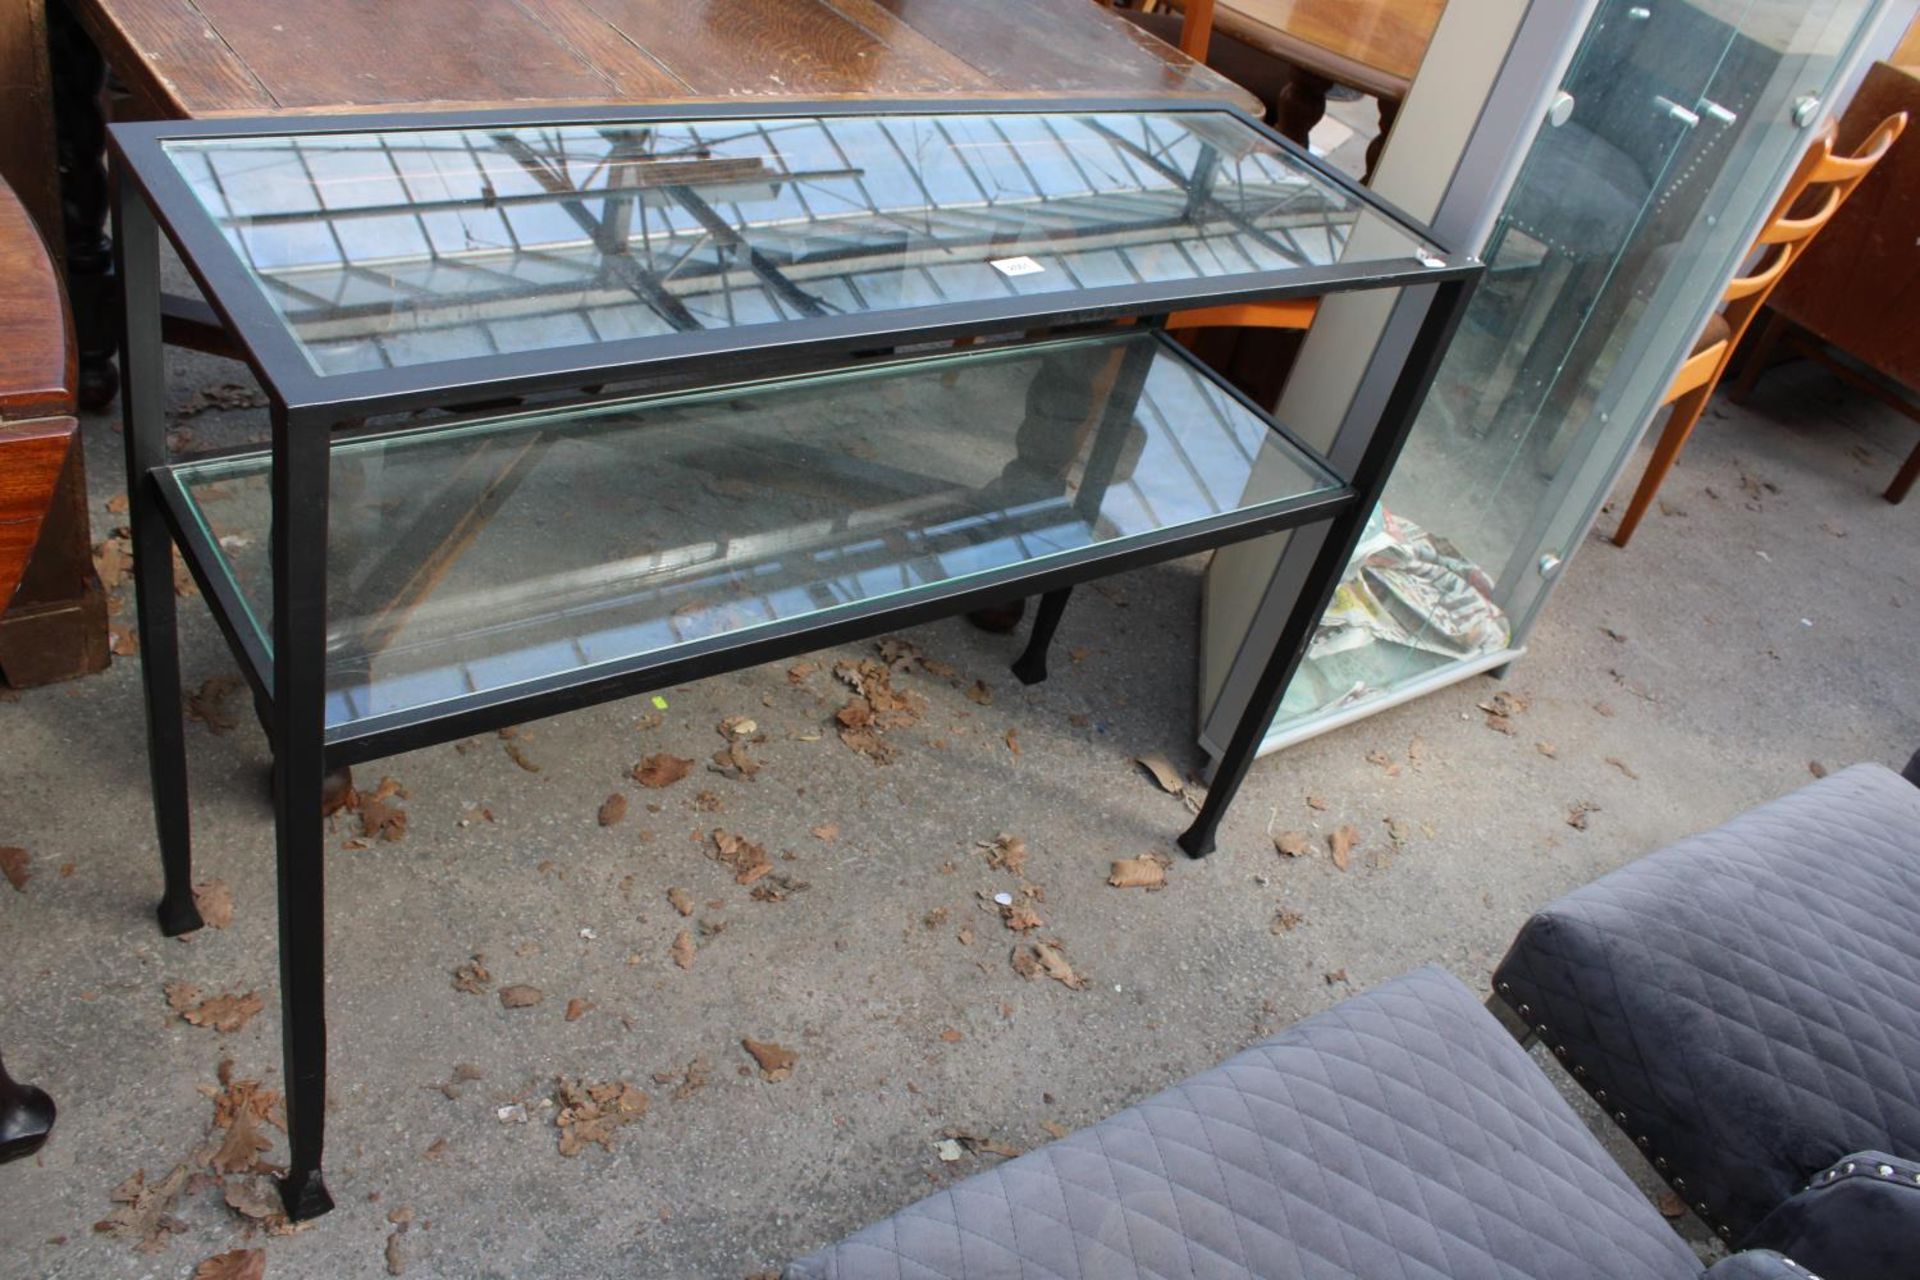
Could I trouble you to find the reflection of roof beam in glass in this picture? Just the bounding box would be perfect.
[160,112,1402,376]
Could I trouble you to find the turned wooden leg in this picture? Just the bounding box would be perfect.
[49,3,119,411]
[1887,439,1919,505]
[1274,67,1334,150]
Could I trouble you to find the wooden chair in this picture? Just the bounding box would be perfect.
[1610,111,1908,547]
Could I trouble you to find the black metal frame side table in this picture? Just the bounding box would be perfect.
[109,98,1477,1220]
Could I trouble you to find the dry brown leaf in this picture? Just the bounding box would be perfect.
[966,681,993,706]
[708,828,773,884]
[0,846,29,891]
[503,742,542,773]
[1566,800,1600,831]
[979,832,1028,875]
[193,880,235,929]
[186,676,245,734]
[1032,941,1086,990]
[1535,741,1558,759]
[498,985,544,1009]
[670,930,695,970]
[597,793,627,827]
[1135,753,1183,794]
[1328,825,1359,872]
[554,1078,650,1156]
[939,1027,963,1043]
[718,714,759,739]
[1808,760,1829,779]
[565,998,593,1022]
[1004,728,1020,757]
[1272,906,1307,934]
[222,1177,284,1223]
[109,624,139,656]
[359,794,407,843]
[1656,1189,1687,1220]
[1107,854,1168,890]
[94,1164,192,1252]
[1273,831,1312,858]
[810,822,839,843]
[1384,817,1412,847]
[1041,1120,1070,1140]
[667,887,694,917]
[211,1106,272,1174]
[634,754,693,788]
[943,1129,1022,1159]
[192,1248,266,1280]
[1606,756,1640,780]
[1001,902,1044,932]
[787,661,819,684]
[1305,793,1329,811]
[385,1232,406,1276]
[451,954,492,995]
[165,981,264,1033]
[742,1037,798,1082]
[94,536,132,592]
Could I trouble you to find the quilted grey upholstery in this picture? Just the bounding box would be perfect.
[1744,1150,1920,1280]
[1493,764,1920,1243]
[785,967,1703,1279]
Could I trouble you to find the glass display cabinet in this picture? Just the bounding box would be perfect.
[1199,0,1893,758]
[108,102,1476,1218]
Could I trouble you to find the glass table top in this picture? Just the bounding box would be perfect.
[155,108,1431,380]
[167,331,1342,734]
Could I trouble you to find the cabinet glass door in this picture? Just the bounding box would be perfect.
[1270,0,1886,730]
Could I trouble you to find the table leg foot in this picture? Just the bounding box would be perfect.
[156,891,205,938]
[278,1166,334,1221]
[0,1054,55,1164]
[1175,820,1217,860]
[1010,587,1072,686]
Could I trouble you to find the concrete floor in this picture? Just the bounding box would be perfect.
[1,332,1916,1278]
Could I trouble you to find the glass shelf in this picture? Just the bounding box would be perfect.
[123,103,1451,412]
[162,331,1344,739]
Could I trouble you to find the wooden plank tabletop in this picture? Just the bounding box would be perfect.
[1167,0,1443,99]
[0,174,73,419]
[71,0,1260,119]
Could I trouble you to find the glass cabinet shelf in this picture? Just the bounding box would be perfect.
[157,331,1343,743]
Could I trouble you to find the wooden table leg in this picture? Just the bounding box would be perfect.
[48,4,118,410]
[1274,66,1335,151]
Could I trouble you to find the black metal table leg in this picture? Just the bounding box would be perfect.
[114,177,202,937]
[1182,277,1477,857]
[269,401,336,1221]
[1011,587,1072,685]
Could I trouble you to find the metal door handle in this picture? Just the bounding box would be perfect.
[1654,96,1701,127]
[1627,6,1651,17]
[1547,90,1576,127]
[1698,98,1739,126]
[1793,93,1822,128]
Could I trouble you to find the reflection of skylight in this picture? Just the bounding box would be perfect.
[162,111,1408,376]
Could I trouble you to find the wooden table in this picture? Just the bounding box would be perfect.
[0,168,107,686]
[53,0,1257,403]
[1163,0,1442,166]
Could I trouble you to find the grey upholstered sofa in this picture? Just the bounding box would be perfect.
[1493,761,1920,1280]
[785,966,1810,1279]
